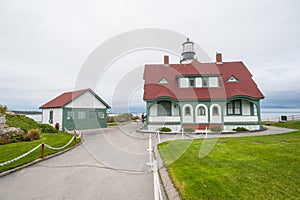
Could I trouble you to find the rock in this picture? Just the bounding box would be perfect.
[2,127,24,134]
[0,114,6,127]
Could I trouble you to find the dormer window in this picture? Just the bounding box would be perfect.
[189,78,195,87]
[159,78,169,84]
[227,76,239,82]
[178,76,219,88]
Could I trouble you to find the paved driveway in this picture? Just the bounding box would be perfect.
[0,123,154,200]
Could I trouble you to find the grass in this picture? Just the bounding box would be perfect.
[0,133,80,173]
[158,121,300,199]
[5,114,58,133]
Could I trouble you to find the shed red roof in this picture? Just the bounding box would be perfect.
[143,60,264,100]
[39,89,89,109]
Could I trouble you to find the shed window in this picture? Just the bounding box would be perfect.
[98,111,105,119]
[198,106,206,116]
[67,111,74,120]
[78,111,86,119]
[89,110,96,118]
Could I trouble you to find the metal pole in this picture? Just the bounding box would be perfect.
[41,142,44,158]
[157,130,161,144]
[205,127,208,138]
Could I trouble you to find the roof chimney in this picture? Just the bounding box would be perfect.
[216,52,222,64]
[163,55,169,66]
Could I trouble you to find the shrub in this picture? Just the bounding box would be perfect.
[0,105,7,114]
[39,123,58,133]
[211,126,222,132]
[159,127,172,132]
[0,135,9,144]
[26,129,41,140]
[183,128,195,133]
[233,127,249,132]
[107,116,115,123]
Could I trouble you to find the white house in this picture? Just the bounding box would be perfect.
[143,38,264,131]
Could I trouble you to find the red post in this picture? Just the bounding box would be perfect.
[74,129,77,145]
[41,142,45,159]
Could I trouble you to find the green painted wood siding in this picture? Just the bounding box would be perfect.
[62,108,107,130]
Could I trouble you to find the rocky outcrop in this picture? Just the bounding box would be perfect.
[0,114,24,135]
[0,114,6,127]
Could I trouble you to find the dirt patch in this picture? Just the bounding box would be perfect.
[277,140,290,144]
[217,141,227,145]
[252,141,263,144]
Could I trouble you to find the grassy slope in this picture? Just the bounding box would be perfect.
[158,122,300,199]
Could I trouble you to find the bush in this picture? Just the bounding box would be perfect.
[0,105,7,114]
[107,116,115,123]
[183,128,195,133]
[5,114,40,132]
[0,135,9,145]
[26,129,41,141]
[233,127,249,132]
[211,126,222,132]
[39,124,58,133]
[159,127,172,132]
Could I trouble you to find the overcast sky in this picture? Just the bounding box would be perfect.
[0,0,300,112]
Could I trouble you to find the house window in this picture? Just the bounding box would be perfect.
[67,111,74,120]
[227,100,242,115]
[212,106,219,116]
[78,111,86,119]
[198,106,206,116]
[203,77,209,87]
[89,110,96,118]
[185,106,191,116]
[157,101,171,116]
[189,78,195,87]
[98,111,105,119]
[49,110,53,124]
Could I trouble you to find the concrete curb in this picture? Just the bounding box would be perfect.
[0,140,82,178]
[153,145,180,200]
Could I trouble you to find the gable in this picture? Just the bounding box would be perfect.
[64,91,109,109]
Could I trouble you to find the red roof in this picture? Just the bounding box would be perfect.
[143,60,264,100]
[39,89,89,109]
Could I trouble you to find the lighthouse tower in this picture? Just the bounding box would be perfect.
[180,38,196,63]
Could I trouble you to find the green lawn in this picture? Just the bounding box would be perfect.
[158,122,300,199]
[0,133,80,173]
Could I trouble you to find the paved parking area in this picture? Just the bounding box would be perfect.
[0,124,154,200]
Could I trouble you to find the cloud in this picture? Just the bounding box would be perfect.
[0,0,300,111]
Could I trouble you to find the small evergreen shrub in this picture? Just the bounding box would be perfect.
[211,126,222,132]
[26,129,41,140]
[183,128,195,133]
[233,127,249,132]
[39,124,58,133]
[159,127,172,132]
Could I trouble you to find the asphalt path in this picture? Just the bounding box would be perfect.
[0,123,155,200]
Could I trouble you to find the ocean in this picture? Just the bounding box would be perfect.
[25,108,300,123]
